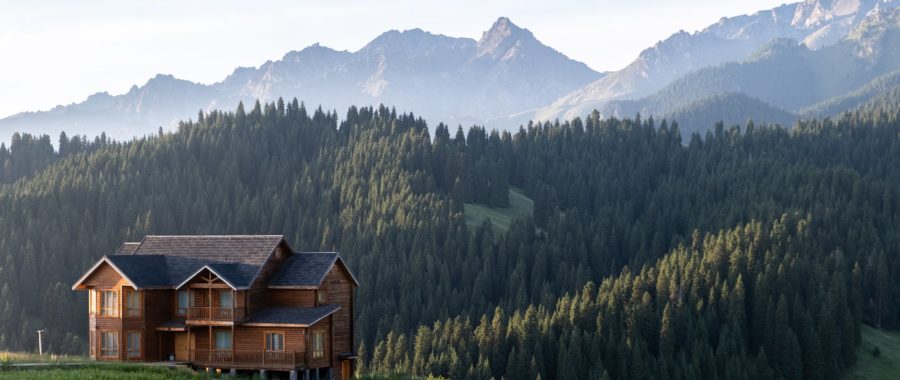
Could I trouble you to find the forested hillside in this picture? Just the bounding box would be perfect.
[0,98,897,379]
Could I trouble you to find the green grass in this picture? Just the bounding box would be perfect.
[845,325,900,379]
[464,187,534,235]
[0,364,212,379]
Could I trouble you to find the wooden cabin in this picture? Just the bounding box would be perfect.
[72,235,358,380]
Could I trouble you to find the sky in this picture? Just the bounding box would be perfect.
[0,0,786,119]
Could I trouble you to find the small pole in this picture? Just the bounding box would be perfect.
[36,329,45,356]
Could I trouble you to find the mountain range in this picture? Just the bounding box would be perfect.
[0,17,600,143]
[1,0,898,144]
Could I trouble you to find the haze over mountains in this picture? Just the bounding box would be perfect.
[0,17,601,143]
[0,0,898,144]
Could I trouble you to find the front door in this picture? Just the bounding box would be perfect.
[174,332,193,361]
[342,360,351,380]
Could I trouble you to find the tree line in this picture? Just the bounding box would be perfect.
[0,98,894,380]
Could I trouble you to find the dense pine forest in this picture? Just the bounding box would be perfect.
[0,98,898,379]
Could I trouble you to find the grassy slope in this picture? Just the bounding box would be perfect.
[464,187,534,234]
[845,325,900,379]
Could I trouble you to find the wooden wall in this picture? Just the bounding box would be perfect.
[249,242,291,315]
[307,315,332,369]
[266,289,315,307]
[320,261,355,375]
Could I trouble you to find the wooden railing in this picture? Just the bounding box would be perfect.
[191,349,304,369]
[187,307,246,322]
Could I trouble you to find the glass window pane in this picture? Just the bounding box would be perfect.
[215,331,232,350]
[219,291,233,308]
[177,290,189,315]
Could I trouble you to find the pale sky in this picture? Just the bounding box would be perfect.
[0,0,787,119]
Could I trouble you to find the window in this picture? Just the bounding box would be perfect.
[214,331,232,350]
[126,332,141,359]
[176,290,189,315]
[100,331,118,357]
[89,290,97,315]
[219,290,233,308]
[312,331,324,358]
[125,289,141,317]
[89,330,95,357]
[317,290,327,305]
[265,332,284,352]
[100,290,118,316]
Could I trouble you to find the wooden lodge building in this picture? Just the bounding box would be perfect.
[72,235,358,380]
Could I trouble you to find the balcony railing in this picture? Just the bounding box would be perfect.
[187,307,246,322]
[191,349,305,370]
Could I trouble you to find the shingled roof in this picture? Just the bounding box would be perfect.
[242,305,341,327]
[72,235,357,292]
[130,235,285,267]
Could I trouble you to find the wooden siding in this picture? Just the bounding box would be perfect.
[81,262,129,288]
[320,261,355,376]
[266,289,315,307]
[307,315,332,369]
[233,326,305,352]
[248,242,291,315]
[143,290,174,361]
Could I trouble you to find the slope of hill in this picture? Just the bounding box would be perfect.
[535,0,896,123]
[845,325,900,379]
[0,18,600,144]
[800,70,900,117]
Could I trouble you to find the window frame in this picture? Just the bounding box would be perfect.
[176,290,189,316]
[214,330,232,350]
[124,288,141,318]
[317,290,327,305]
[265,331,285,352]
[89,330,96,357]
[100,290,118,317]
[89,290,97,315]
[126,331,141,359]
[311,330,324,358]
[100,331,118,357]
[218,289,233,308]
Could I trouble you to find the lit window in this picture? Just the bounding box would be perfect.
[214,330,232,350]
[125,289,141,317]
[312,331,324,358]
[265,332,284,352]
[101,331,118,357]
[89,290,97,315]
[177,290,189,315]
[89,330,95,357]
[317,290,327,305]
[101,290,118,316]
[126,332,141,359]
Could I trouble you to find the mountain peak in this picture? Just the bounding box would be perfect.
[477,17,537,59]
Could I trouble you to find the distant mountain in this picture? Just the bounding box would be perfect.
[556,6,899,138]
[638,8,899,112]
[535,0,895,123]
[799,69,900,118]
[0,17,601,144]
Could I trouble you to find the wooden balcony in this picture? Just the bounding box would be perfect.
[190,349,306,370]
[187,307,246,323]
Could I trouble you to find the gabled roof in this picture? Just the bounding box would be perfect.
[175,263,257,290]
[74,235,287,290]
[242,305,341,327]
[71,256,141,290]
[269,252,359,288]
